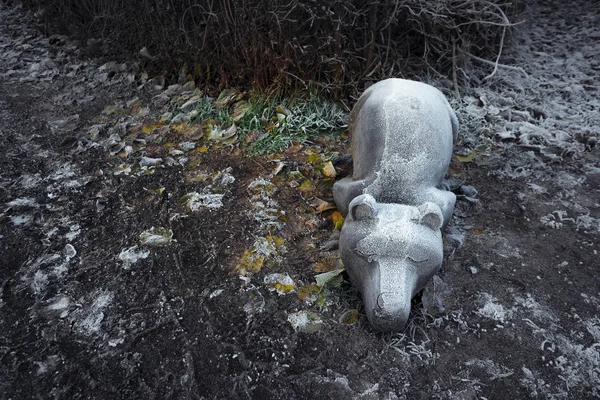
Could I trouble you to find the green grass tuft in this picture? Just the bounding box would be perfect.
[187,91,347,155]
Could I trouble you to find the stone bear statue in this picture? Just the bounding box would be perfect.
[340,194,444,332]
[334,78,458,331]
[333,78,458,229]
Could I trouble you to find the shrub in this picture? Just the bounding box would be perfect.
[24,0,524,96]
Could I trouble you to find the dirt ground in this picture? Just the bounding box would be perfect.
[1,0,599,399]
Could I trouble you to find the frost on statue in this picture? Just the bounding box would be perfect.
[334,79,458,332]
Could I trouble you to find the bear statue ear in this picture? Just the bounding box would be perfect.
[417,202,443,230]
[349,194,376,221]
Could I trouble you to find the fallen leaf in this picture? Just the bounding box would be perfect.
[298,179,315,192]
[139,227,174,246]
[456,145,486,163]
[315,269,344,288]
[215,88,241,108]
[232,100,250,121]
[112,163,132,176]
[422,275,450,316]
[305,151,322,165]
[171,123,203,137]
[266,235,285,248]
[313,256,342,273]
[119,246,150,269]
[297,284,320,304]
[314,198,337,213]
[236,249,264,276]
[264,273,296,295]
[287,311,323,333]
[331,211,344,230]
[181,192,224,211]
[207,123,237,142]
[321,161,337,178]
[339,309,359,325]
[141,123,165,134]
[275,105,292,117]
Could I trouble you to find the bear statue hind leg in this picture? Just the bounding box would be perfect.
[424,188,456,230]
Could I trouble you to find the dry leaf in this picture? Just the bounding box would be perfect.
[321,161,337,178]
[331,211,344,230]
[314,198,337,213]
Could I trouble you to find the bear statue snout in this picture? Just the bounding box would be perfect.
[370,291,411,332]
[376,292,404,309]
[363,259,416,332]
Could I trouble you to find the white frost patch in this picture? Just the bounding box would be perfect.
[112,163,132,176]
[108,338,124,347]
[477,234,521,259]
[65,224,81,241]
[6,197,38,208]
[20,174,42,189]
[64,244,77,261]
[184,192,224,211]
[247,177,285,231]
[119,246,150,268]
[513,294,557,323]
[287,311,323,333]
[47,296,71,311]
[11,215,33,226]
[584,317,600,342]
[178,141,196,150]
[527,183,548,195]
[139,227,174,246]
[32,270,49,294]
[540,210,600,231]
[49,162,77,181]
[53,262,69,277]
[475,293,513,323]
[212,167,236,186]
[76,291,114,335]
[466,359,514,380]
[264,273,296,295]
[139,156,162,167]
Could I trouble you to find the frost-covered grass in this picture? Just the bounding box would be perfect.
[185,91,348,155]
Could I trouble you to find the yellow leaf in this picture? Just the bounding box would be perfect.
[264,273,296,295]
[275,105,292,117]
[313,256,343,273]
[456,145,486,163]
[298,179,315,192]
[314,198,337,213]
[331,211,344,230]
[321,161,337,178]
[236,249,264,276]
[142,123,164,134]
[266,235,285,248]
[297,284,320,304]
[171,123,202,136]
[305,151,322,165]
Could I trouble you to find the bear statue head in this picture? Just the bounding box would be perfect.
[339,194,444,332]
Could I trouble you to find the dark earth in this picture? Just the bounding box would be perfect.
[1,0,599,399]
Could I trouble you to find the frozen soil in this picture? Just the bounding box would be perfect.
[1,1,599,399]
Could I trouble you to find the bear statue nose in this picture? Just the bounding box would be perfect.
[371,292,411,332]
